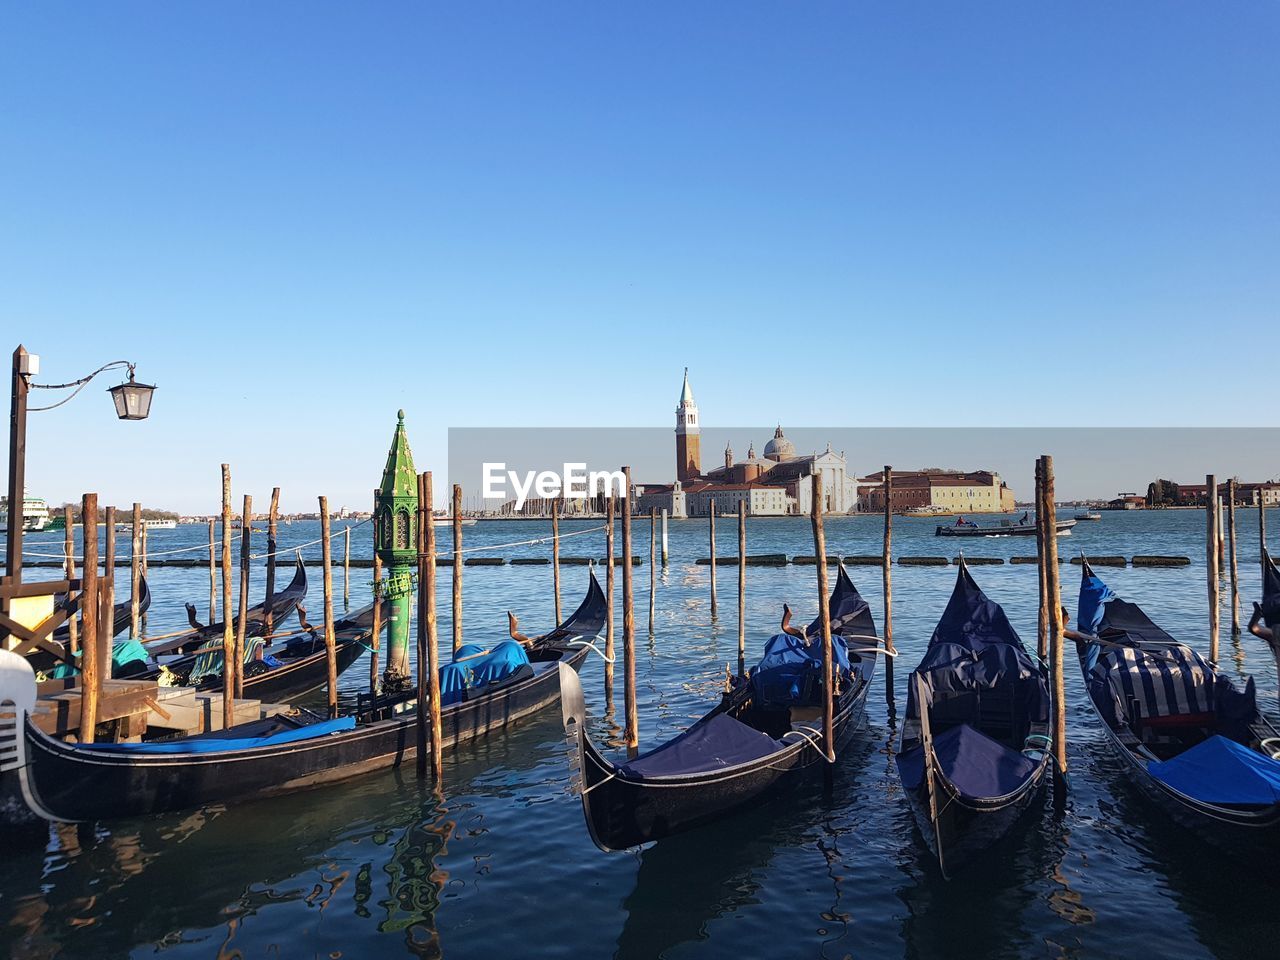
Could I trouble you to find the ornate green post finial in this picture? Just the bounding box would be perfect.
[375,410,418,689]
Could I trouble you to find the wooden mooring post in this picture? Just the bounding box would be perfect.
[416,472,443,781]
[343,525,351,611]
[370,485,383,693]
[265,486,280,638]
[605,493,616,699]
[236,494,252,699]
[1262,491,1270,573]
[100,506,116,696]
[737,500,746,677]
[552,499,562,625]
[882,466,895,713]
[62,505,78,655]
[648,508,657,634]
[130,502,142,639]
[708,499,718,618]
[320,496,338,718]
[809,473,835,763]
[1206,474,1221,662]
[78,493,100,742]
[1035,459,1049,660]
[622,467,638,758]
[453,484,463,653]
[207,518,217,623]
[1227,478,1240,634]
[220,465,235,730]
[1039,455,1068,793]
[661,509,669,566]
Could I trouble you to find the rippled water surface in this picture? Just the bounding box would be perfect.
[3,510,1279,959]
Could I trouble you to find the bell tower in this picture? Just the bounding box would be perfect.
[675,368,701,481]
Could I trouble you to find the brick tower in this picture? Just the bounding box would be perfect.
[675,368,701,481]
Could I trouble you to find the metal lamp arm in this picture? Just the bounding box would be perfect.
[28,360,137,412]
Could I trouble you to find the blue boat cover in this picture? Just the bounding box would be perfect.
[1149,735,1280,806]
[906,564,1047,724]
[619,713,783,779]
[80,716,357,753]
[750,565,871,709]
[50,638,152,680]
[896,723,1039,801]
[439,640,531,705]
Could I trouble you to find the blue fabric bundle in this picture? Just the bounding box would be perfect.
[439,640,532,706]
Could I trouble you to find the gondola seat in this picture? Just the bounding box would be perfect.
[618,713,783,780]
[897,723,1039,802]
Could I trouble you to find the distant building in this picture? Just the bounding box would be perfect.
[640,371,859,515]
[857,470,1015,515]
[1147,478,1280,508]
[1109,494,1147,510]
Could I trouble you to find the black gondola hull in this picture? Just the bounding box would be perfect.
[17,644,591,823]
[904,766,1047,871]
[572,675,870,851]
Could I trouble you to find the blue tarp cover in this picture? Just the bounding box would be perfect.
[896,723,1039,801]
[439,640,531,705]
[80,716,357,753]
[619,713,782,779]
[51,638,152,679]
[1149,735,1280,806]
[750,632,851,709]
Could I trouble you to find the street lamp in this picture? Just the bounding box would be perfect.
[4,345,156,594]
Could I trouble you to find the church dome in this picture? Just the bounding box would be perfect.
[763,425,795,462]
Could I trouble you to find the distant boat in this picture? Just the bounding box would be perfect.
[115,518,177,531]
[0,493,50,532]
[433,515,477,526]
[1074,512,1102,521]
[936,518,1076,537]
[903,505,950,518]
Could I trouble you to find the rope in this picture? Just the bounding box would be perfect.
[437,523,608,558]
[568,636,614,664]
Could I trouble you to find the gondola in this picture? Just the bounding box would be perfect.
[1074,559,1280,845]
[1251,548,1280,678]
[136,599,381,702]
[144,556,308,657]
[561,562,878,851]
[895,559,1052,876]
[0,568,605,824]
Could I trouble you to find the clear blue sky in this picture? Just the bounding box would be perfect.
[2,3,1276,512]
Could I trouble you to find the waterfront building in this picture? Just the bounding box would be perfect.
[857,469,1016,515]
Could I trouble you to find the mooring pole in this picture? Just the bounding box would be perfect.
[265,487,280,639]
[552,499,562,625]
[1040,455,1067,794]
[661,508,669,566]
[1228,478,1240,634]
[452,483,463,652]
[1262,489,1270,577]
[235,494,252,699]
[416,471,443,780]
[343,524,351,611]
[883,465,895,713]
[370,486,382,695]
[1207,474,1221,662]
[737,499,746,677]
[77,493,99,743]
[648,508,657,634]
[810,473,835,763]
[207,518,216,623]
[130,502,141,639]
[319,496,338,718]
[100,506,116,687]
[62,505,78,655]
[220,465,235,730]
[709,499,718,618]
[622,466,638,758]
[605,493,616,699]
[1035,459,1049,660]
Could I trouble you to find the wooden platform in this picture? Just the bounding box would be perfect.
[33,677,291,741]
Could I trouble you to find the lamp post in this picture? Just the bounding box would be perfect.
[4,344,155,602]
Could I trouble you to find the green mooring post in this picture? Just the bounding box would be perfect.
[375,409,418,691]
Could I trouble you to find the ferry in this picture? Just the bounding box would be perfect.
[114,518,178,531]
[0,493,50,532]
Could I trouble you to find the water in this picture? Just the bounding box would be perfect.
[4,510,1279,959]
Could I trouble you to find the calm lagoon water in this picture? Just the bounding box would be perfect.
[3,510,1279,959]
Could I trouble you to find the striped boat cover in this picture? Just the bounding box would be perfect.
[1094,644,1214,720]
